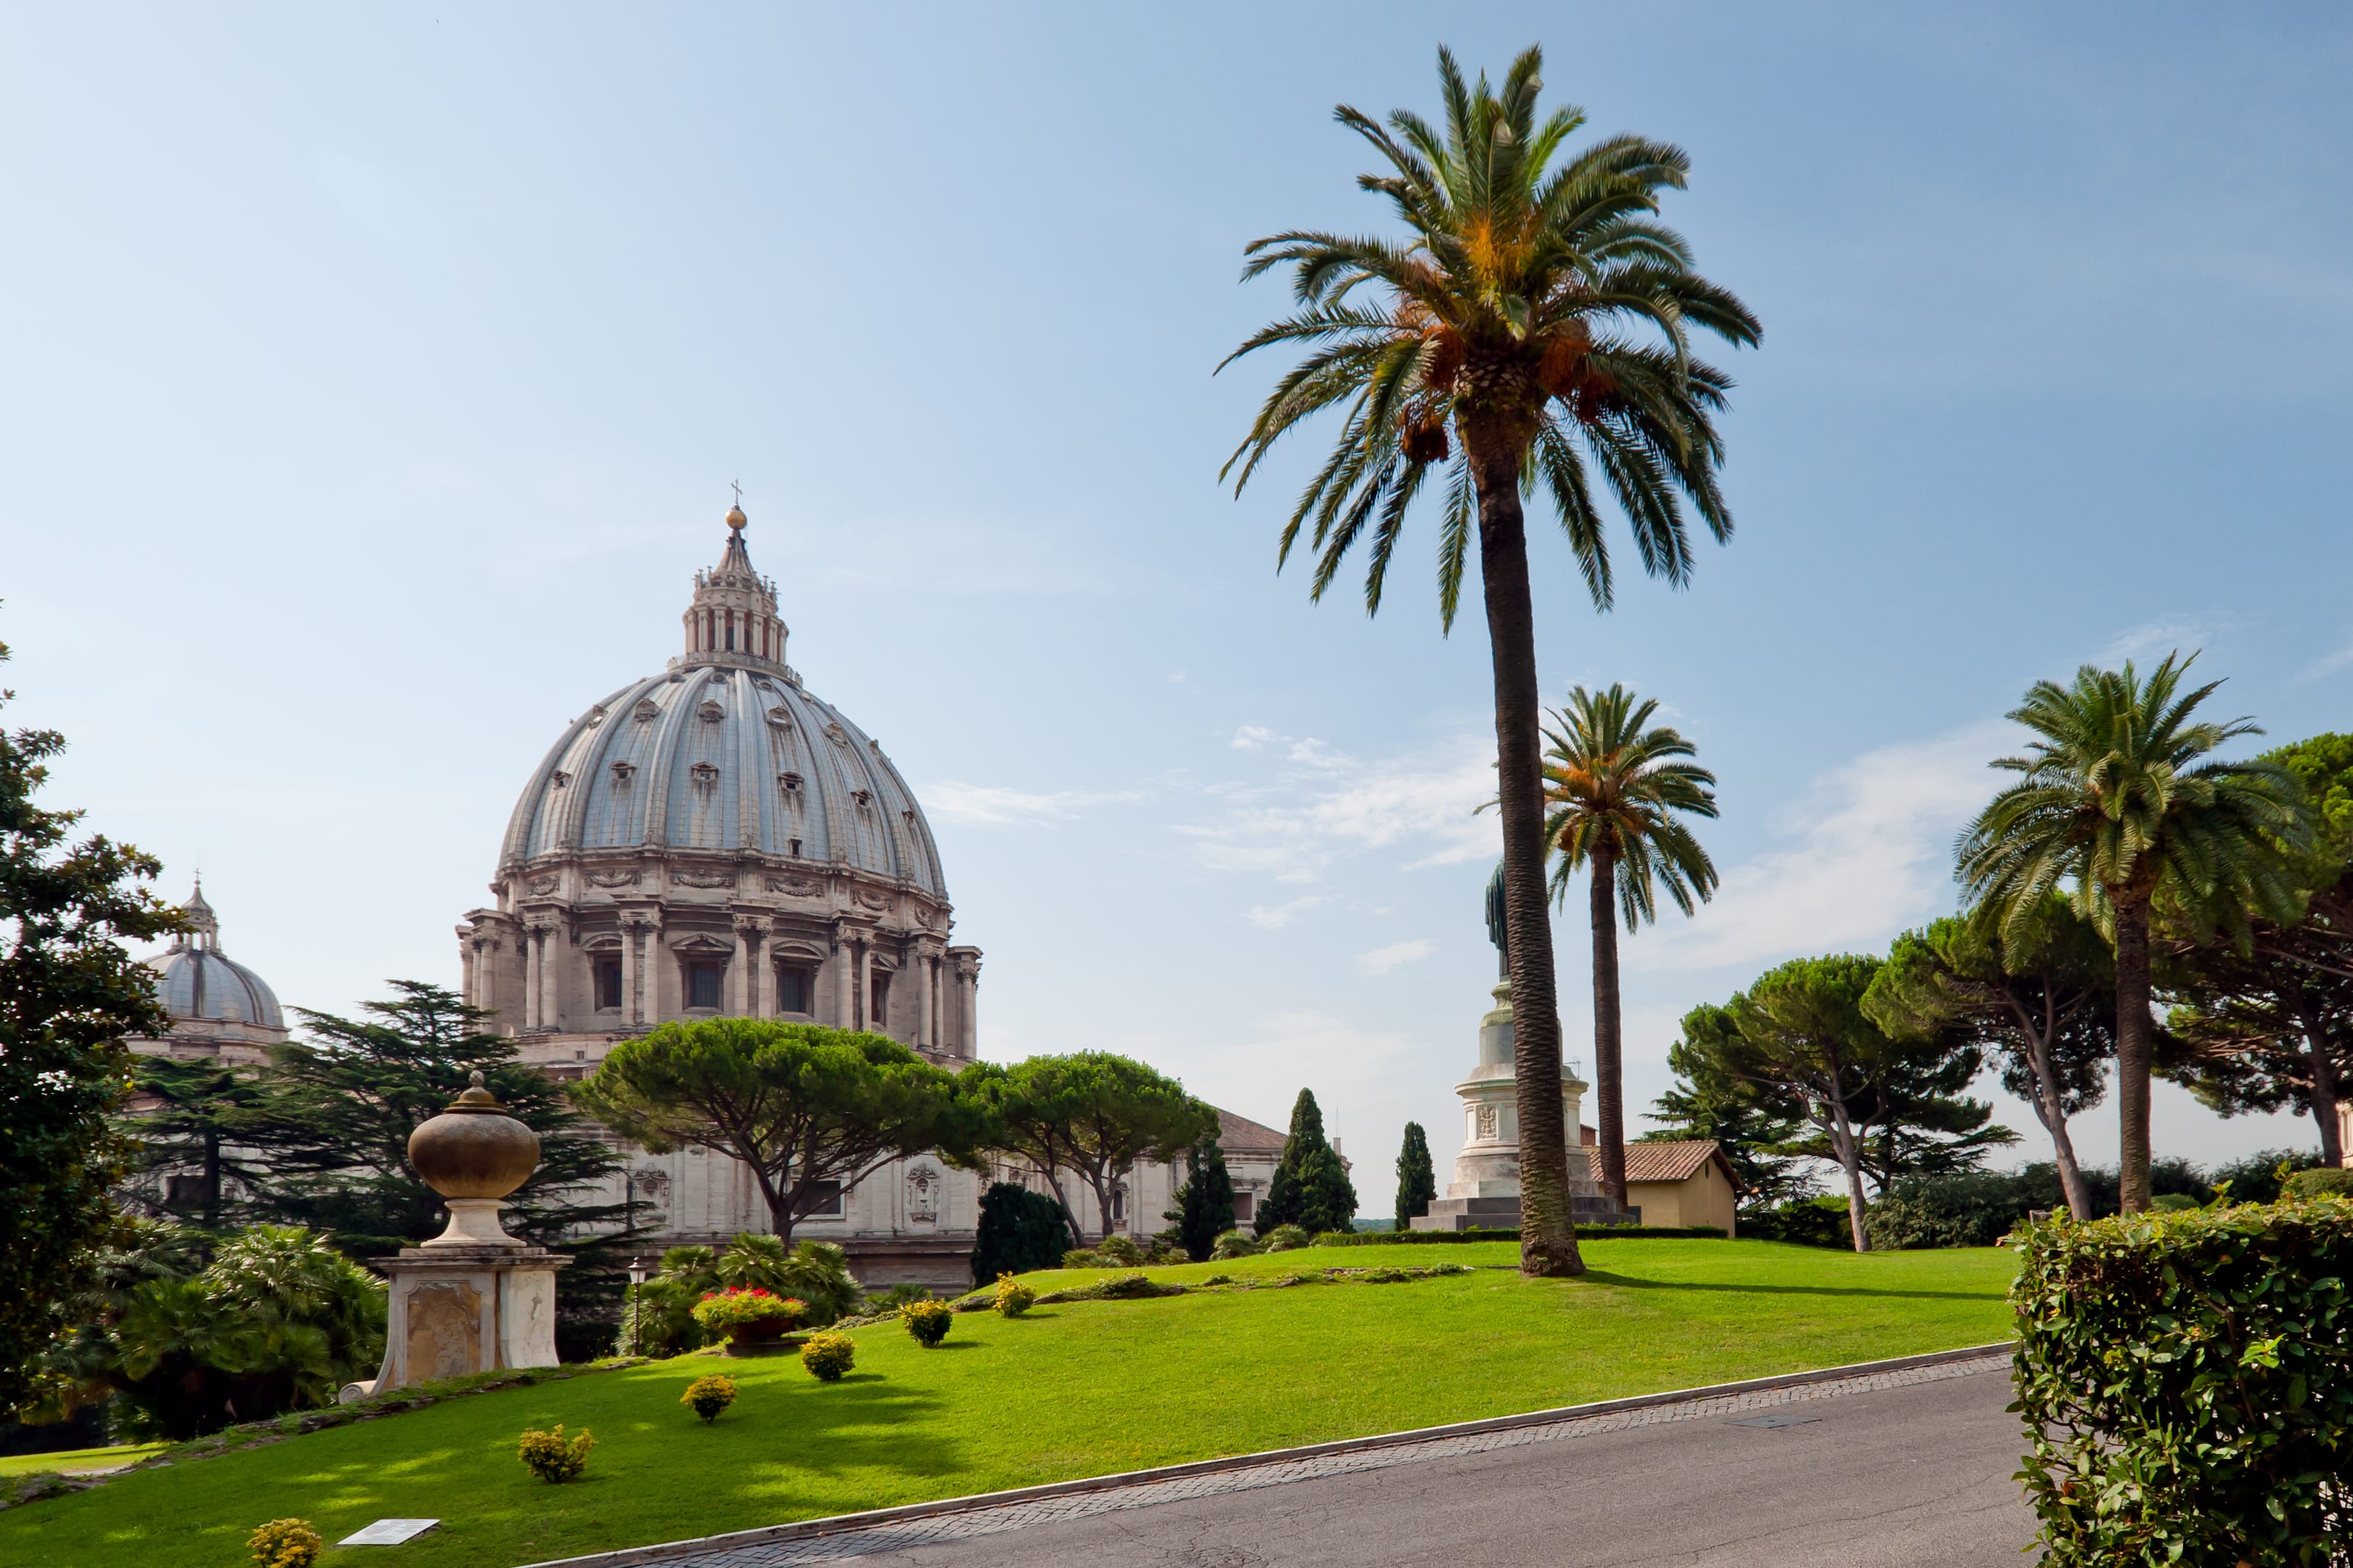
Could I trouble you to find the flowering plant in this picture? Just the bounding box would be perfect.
[691,1286,806,1335]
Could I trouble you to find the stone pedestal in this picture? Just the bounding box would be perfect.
[1412,981,1639,1231]
[345,1244,568,1398]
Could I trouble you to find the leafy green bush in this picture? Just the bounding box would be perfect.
[2146,1192,2203,1212]
[1867,1173,2034,1249]
[991,1273,1035,1317]
[515,1424,595,1483]
[1258,1224,1311,1252]
[2206,1148,2329,1205]
[2011,1200,2351,1562]
[628,1235,862,1354]
[865,1282,930,1313]
[1208,1229,1259,1260]
[968,1183,1073,1286]
[2283,1167,2353,1200]
[900,1299,954,1347]
[247,1517,322,1567]
[1093,1234,1145,1265]
[800,1332,855,1382]
[680,1374,736,1424]
[1058,1248,1099,1268]
[1740,1194,1854,1247]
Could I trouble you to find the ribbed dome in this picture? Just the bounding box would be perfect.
[146,887,286,1031]
[500,666,946,895]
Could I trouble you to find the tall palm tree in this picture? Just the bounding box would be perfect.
[1221,46,1757,1277]
[1538,684,1718,1211]
[1956,654,2307,1212]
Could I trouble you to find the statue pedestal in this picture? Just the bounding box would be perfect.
[343,1245,569,1401]
[1412,982,1639,1231]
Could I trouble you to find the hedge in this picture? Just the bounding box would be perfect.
[2011,1197,2351,1564]
[1311,1225,1727,1247]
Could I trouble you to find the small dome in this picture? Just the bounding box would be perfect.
[147,945,285,1028]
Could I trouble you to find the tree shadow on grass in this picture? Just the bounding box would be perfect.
[1578,1270,2008,1303]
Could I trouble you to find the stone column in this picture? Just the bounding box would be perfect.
[909,944,931,1050]
[649,927,671,1025]
[458,928,477,1016]
[852,939,869,1031]
[732,921,754,1016]
[952,950,981,1056]
[619,919,642,1029]
[522,929,544,1030]
[829,929,854,1027]
[930,955,944,1051]
[539,925,564,1032]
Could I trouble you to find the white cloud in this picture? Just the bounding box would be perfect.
[1245,895,1330,930]
[1631,723,2009,975]
[922,781,1140,827]
[1356,938,1436,975]
[2296,640,2353,684]
[1232,725,1277,750]
[2103,615,2224,665]
[1179,731,1498,886]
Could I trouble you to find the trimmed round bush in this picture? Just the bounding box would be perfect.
[992,1273,1035,1317]
[2283,1166,2353,1200]
[248,1519,322,1568]
[801,1331,856,1381]
[681,1374,737,1424]
[900,1298,954,1347]
[516,1424,596,1483]
[1208,1229,1259,1260]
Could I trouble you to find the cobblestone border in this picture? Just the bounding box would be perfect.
[520,1342,2016,1568]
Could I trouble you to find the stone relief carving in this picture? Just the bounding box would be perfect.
[853,887,891,912]
[1475,1104,1499,1141]
[766,873,823,896]
[673,868,735,890]
[905,1162,941,1224]
[587,868,639,889]
[404,1281,482,1382]
[527,873,560,895]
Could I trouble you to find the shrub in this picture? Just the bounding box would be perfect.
[1741,1194,1855,1248]
[1203,1273,1235,1285]
[516,1424,596,1484]
[866,1282,930,1312]
[632,1236,862,1355]
[680,1374,737,1424]
[1208,1229,1259,1260]
[1259,1224,1311,1252]
[1867,1173,2035,1249]
[969,1182,1073,1286]
[2146,1191,2203,1212]
[2283,1166,2353,1200]
[1060,1248,1100,1268]
[900,1299,954,1347]
[247,1518,322,1568]
[2208,1148,2328,1205]
[1093,1234,1144,1266]
[1097,1271,1160,1299]
[690,1287,805,1337]
[801,1332,855,1381]
[2011,1199,2352,1561]
[992,1273,1035,1317]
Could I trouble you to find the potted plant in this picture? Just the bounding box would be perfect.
[691,1286,808,1353]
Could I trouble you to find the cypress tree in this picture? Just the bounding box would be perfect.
[970,1181,1072,1284]
[1394,1121,1437,1232]
[1166,1137,1236,1260]
[1256,1088,1357,1236]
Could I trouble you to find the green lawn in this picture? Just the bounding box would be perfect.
[0,1240,2017,1568]
[0,1443,165,1479]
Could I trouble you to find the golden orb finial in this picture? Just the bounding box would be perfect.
[726,480,748,530]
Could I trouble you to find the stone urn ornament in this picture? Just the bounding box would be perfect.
[409,1070,541,1247]
[341,1070,568,1402]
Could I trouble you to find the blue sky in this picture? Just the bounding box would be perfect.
[5,5,2350,1193]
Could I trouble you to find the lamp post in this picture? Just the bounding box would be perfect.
[626,1256,650,1356]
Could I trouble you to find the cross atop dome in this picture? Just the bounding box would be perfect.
[685,492,787,672]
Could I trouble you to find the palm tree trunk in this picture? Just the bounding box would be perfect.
[1589,845,1627,1212]
[1468,432,1584,1279]
[2113,895,2155,1214]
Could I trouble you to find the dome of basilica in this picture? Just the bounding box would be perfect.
[139,881,290,1064]
[502,665,944,896]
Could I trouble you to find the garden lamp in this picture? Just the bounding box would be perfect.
[627,1256,650,1355]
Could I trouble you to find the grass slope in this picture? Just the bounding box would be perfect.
[0,1240,2016,1568]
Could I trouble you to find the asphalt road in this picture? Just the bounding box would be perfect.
[652,1357,2037,1568]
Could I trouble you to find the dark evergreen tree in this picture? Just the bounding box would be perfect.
[0,630,186,1415]
[1648,1003,1812,1211]
[1393,1122,1436,1233]
[1166,1138,1236,1260]
[122,1056,272,1232]
[969,1182,1073,1284]
[1256,1088,1358,1236]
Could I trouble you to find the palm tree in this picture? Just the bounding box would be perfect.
[1957,654,2308,1212]
[1221,46,1757,1276]
[1538,684,1718,1212]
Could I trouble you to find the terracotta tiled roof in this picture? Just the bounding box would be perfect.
[1623,1139,1730,1185]
[1216,1107,1288,1154]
